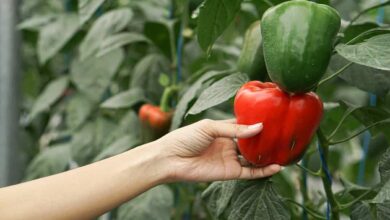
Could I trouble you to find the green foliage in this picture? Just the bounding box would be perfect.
[78,0,106,24]
[350,201,373,220]
[100,88,147,109]
[330,55,390,95]
[79,8,133,60]
[170,70,229,130]
[187,72,248,115]
[93,135,140,162]
[379,148,390,183]
[336,34,390,71]
[37,14,80,64]
[70,49,124,101]
[116,185,174,220]
[97,32,150,57]
[202,179,290,220]
[18,0,390,219]
[65,93,95,130]
[25,144,71,181]
[27,76,69,122]
[197,0,242,54]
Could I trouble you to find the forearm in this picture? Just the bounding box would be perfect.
[0,142,169,220]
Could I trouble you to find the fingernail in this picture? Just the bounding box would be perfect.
[248,123,263,130]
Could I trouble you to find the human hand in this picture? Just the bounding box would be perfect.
[155,119,281,182]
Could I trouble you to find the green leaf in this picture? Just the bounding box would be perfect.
[349,105,390,141]
[170,70,229,130]
[71,122,96,165]
[25,144,71,181]
[202,179,290,220]
[144,20,179,58]
[18,14,56,31]
[329,55,390,95]
[201,180,240,218]
[117,110,142,138]
[316,0,330,4]
[117,185,174,220]
[350,201,373,220]
[372,180,390,203]
[71,49,124,101]
[341,22,379,44]
[100,88,147,109]
[93,135,141,161]
[131,54,161,87]
[130,54,170,102]
[97,32,150,57]
[345,27,390,45]
[251,0,286,18]
[71,117,117,165]
[78,0,106,25]
[65,93,95,130]
[226,180,290,220]
[377,201,390,220]
[37,13,80,64]
[379,148,390,184]
[337,101,390,142]
[187,73,248,115]
[336,34,390,71]
[79,8,133,60]
[28,76,69,122]
[197,0,243,54]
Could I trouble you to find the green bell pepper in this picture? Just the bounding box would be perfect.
[261,0,341,93]
[237,20,267,80]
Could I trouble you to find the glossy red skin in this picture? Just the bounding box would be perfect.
[234,81,323,166]
[139,104,172,130]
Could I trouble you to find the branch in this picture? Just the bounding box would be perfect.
[338,190,373,210]
[347,1,390,29]
[284,199,327,220]
[327,107,358,140]
[329,118,390,145]
[296,163,322,177]
[318,62,354,87]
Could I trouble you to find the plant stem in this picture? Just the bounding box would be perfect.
[296,163,322,177]
[338,189,373,210]
[328,118,390,145]
[160,86,178,112]
[318,62,353,87]
[317,129,340,220]
[345,0,390,30]
[285,199,327,220]
[327,107,358,140]
[300,157,309,220]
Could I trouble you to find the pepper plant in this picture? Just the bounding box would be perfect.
[19,0,390,219]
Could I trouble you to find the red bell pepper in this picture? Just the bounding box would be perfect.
[234,81,323,166]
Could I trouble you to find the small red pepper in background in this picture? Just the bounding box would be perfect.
[234,81,323,166]
[139,104,172,131]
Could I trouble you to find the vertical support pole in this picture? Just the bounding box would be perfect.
[0,0,21,187]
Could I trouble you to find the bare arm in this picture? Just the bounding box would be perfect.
[0,143,166,220]
[0,119,280,220]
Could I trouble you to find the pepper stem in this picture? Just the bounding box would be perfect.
[160,86,178,112]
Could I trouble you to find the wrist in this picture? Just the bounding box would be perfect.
[122,141,173,186]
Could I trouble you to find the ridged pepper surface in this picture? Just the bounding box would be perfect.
[234,81,323,166]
